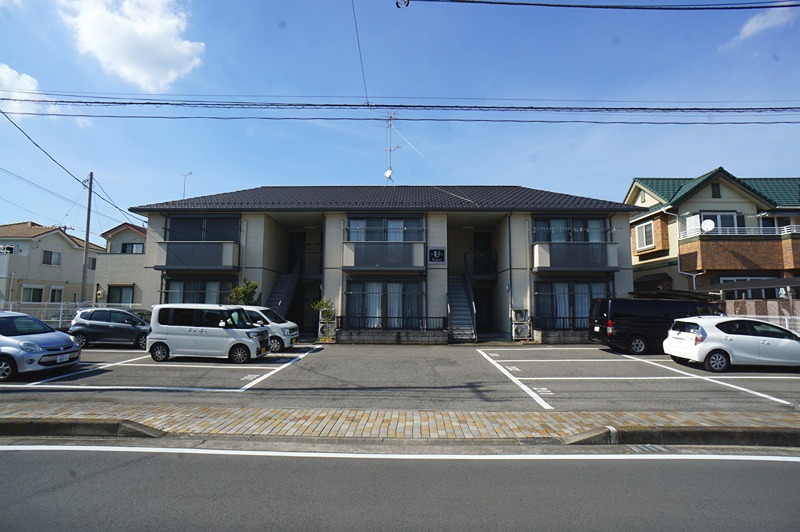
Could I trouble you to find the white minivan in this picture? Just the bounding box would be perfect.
[146,304,269,363]
[242,306,300,353]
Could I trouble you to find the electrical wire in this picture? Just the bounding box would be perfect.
[400,0,800,11]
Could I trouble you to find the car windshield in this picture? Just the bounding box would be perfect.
[261,308,287,324]
[0,315,55,337]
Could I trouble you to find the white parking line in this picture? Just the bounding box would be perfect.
[239,350,314,391]
[496,359,634,363]
[477,349,554,410]
[624,354,794,406]
[26,355,151,385]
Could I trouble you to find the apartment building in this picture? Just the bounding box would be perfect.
[625,167,800,299]
[130,185,638,343]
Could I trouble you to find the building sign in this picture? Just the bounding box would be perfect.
[428,248,446,265]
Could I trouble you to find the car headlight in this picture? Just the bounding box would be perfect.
[20,341,43,353]
[246,330,260,339]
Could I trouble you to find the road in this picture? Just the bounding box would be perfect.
[2,446,799,531]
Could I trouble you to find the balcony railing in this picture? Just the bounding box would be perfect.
[681,225,800,239]
[342,241,425,270]
[532,242,618,271]
[155,241,239,270]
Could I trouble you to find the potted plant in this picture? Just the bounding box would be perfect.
[311,298,336,342]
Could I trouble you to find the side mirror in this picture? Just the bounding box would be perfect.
[218,320,227,328]
[256,320,265,326]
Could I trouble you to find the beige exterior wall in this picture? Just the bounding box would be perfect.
[426,213,448,319]
[140,215,166,309]
[94,227,146,307]
[322,212,346,315]
[241,214,288,303]
[611,213,634,296]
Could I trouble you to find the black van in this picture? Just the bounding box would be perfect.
[588,298,722,354]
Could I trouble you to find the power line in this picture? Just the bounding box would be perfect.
[399,0,800,11]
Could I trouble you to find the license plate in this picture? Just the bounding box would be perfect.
[57,354,69,363]
[259,346,267,354]
[594,326,600,332]
[290,337,297,345]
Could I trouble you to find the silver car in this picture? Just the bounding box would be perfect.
[0,311,81,382]
[664,315,800,372]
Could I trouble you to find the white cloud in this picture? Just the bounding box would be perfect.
[0,64,45,118]
[57,0,205,93]
[720,8,798,51]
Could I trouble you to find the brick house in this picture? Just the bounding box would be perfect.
[93,223,147,308]
[625,167,800,300]
[130,185,639,343]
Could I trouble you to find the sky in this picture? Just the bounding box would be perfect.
[0,0,798,245]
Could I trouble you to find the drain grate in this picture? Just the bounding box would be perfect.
[628,444,669,453]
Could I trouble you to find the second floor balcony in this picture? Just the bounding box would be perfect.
[154,241,240,271]
[532,242,619,272]
[342,241,425,271]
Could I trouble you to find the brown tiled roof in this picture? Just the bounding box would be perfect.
[0,221,61,238]
[131,185,639,214]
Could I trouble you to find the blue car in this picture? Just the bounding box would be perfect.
[0,311,81,382]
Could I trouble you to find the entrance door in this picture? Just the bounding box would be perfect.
[473,232,492,275]
[473,286,493,333]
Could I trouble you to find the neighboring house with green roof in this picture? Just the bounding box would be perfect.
[624,167,800,300]
[130,185,639,344]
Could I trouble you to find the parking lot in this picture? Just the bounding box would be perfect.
[1,343,798,413]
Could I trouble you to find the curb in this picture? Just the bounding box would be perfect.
[0,418,165,439]
[563,426,800,447]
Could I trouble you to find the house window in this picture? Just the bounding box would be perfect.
[701,212,744,233]
[534,281,609,330]
[42,250,61,266]
[345,280,423,329]
[635,221,654,251]
[719,276,778,300]
[760,217,791,234]
[108,285,134,304]
[122,243,144,254]
[87,257,96,270]
[50,288,63,303]
[345,217,424,242]
[21,286,44,303]
[711,183,721,198]
[168,216,240,242]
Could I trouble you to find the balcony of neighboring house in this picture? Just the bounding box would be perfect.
[677,222,800,272]
[153,241,240,271]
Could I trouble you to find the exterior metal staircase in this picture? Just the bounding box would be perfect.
[265,265,299,317]
[447,275,477,342]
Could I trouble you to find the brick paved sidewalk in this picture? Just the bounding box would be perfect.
[2,402,798,440]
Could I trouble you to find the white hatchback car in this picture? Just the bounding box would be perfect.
[663,315,800,372]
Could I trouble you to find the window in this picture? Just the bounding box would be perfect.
[535,281,609,330]
[533,218,607,243]
[168,216,240,242]
[87,257,96,270]
[345,280,423,329]
[50,288,63,303]
[42,250,61,266]
[21,286,44,303]
[122,243,144,254]
[760,216,791,234]
[701,212,744,234]
[164,278,235,304]
[635,222,654,251]
[108,285,134,304]
[711,183,721,198]
[346,217,424,242]
[719,276,778,300]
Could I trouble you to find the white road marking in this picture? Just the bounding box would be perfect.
[496,359,634,363]
[624,354,794,406]
[239,351,312,391]
[477,349,553,410]
[26,355,151,385]
[519,375,800,381]
[506,366,521,372]
[3,445,800,463]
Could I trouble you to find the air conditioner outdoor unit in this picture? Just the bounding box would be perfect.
[513,323,531,340]
[513,309,529,323]
[318,322,335,338]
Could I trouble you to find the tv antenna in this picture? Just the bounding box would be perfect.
[384,113,400,186]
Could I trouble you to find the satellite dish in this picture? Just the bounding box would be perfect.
[701,219,716,232]
[384,169,393,178]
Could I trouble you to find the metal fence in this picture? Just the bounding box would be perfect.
[1,302,151,330]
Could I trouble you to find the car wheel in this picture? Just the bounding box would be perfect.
[627,336,648,355]
[704,350,730,373]
[150,343,170,362]
[135,334,147,350]
[73,333,88,348]
[229,344,250,364]
[670,355,688,365]
[0,356,17,382]
[269,337,284,353]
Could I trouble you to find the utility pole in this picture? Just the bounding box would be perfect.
[80,172,93,303]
